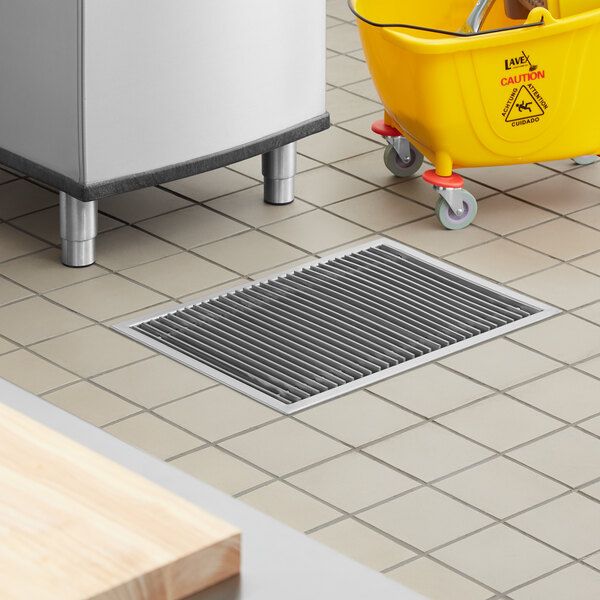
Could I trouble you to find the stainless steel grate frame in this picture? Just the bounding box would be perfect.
[114,239,560,414]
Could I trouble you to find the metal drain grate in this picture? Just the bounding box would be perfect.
[114,239,559,413]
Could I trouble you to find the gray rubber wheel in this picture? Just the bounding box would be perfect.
[572,155,599,166]
[383,143,424,177]
[435,190,477,230]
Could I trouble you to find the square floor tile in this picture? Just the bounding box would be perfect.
[326,23,362,53]
[473,195,555,235]
[511,563,600,600]
[0,248,108,293]
[30,325,154,378]
[261,209,370,253]
[309,519,415,571]
[431,524,569,592]
[219,419,346,476]
[508,428,600,487]
[583,482,600,502]
[95,227,180,270]
[509,264,600,310]
[0,349,77,394]
[103,412,201,460]
[509,369,600,422]
[508,315,600,364]
[577,356,600,378]
[162,168,256,202]
[139,205,248,250]
[435,457,567,519]
[368,364,490,418]
[92,355,214,409]
[45,274,167,321]
[0,224,48,262]
[0,296,89,345]
[509,219,600,261]
[296,390,422,447]
[326,54,370,87]
[457,164,553,192]
[120,251,237,298]
[387,557,491,600]
[437,395,563,452]
[326,88,380,124]
[510,175,600,214]
[334,150,423,188]
[441,339,561,390]
[585,551,600,569]
[193,230,306,275]
[360,487,493,551]
[99,186,192,223]
[0,338,16,354]
[538,159,584,173]
[228,154,318,181]
[567,160,600,186]
[0,277,32,305]
[239,481,342,532]
[565,251,600,277]
[0,169,18,184]
[385,217,496,257]
[298,127,381,163]
[580,414,600,437]
[0,179,57,219]
[570,204,600,231]
[10,206,120,245]
[364,423,493,482]
[248,256,316,280]
[327,189,431,231]
[43,381,139,426]
[448,239,559,282]
[205,186,313,226]
[338,113,386,146]
[169,446,271,496]
[294,166,376,206]
[287,451,418,512]
[155,386,278,442]
[575,301,600,326]
[509,493,600,558]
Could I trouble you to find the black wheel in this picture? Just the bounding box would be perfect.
[383,143,424,177]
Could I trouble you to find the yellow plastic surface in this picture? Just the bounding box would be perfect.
[353,0,600,175]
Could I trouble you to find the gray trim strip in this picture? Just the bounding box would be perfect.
[0,113,329,201]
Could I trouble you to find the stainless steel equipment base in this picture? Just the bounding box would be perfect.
[262,142,297,205]
[59,192,97,267]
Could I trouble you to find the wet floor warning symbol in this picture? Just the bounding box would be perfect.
[505,86,544,122]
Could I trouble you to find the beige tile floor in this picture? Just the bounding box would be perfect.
[1,2,600,598]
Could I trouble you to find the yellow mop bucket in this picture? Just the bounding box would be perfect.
[350,0,600,228]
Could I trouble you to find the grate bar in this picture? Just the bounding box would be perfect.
[323,256,483,338]
[161,312,327,396]
[135,321,299,403]
[222,291,390,370]
[344,253,502,330]
[195,303,360,382]
[117,239,559,414]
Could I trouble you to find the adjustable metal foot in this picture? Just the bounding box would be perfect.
[262,142,297,205]
[59,192,97,267]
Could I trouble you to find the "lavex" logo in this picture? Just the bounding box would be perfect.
[505,51,538,72]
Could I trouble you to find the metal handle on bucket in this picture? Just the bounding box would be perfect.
[347,0,546,37]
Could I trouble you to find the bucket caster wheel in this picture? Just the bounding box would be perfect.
[572,155,599,166]
[435,190,477,230]
[383,143,424,178]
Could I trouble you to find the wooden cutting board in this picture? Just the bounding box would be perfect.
[0,402,240,600]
